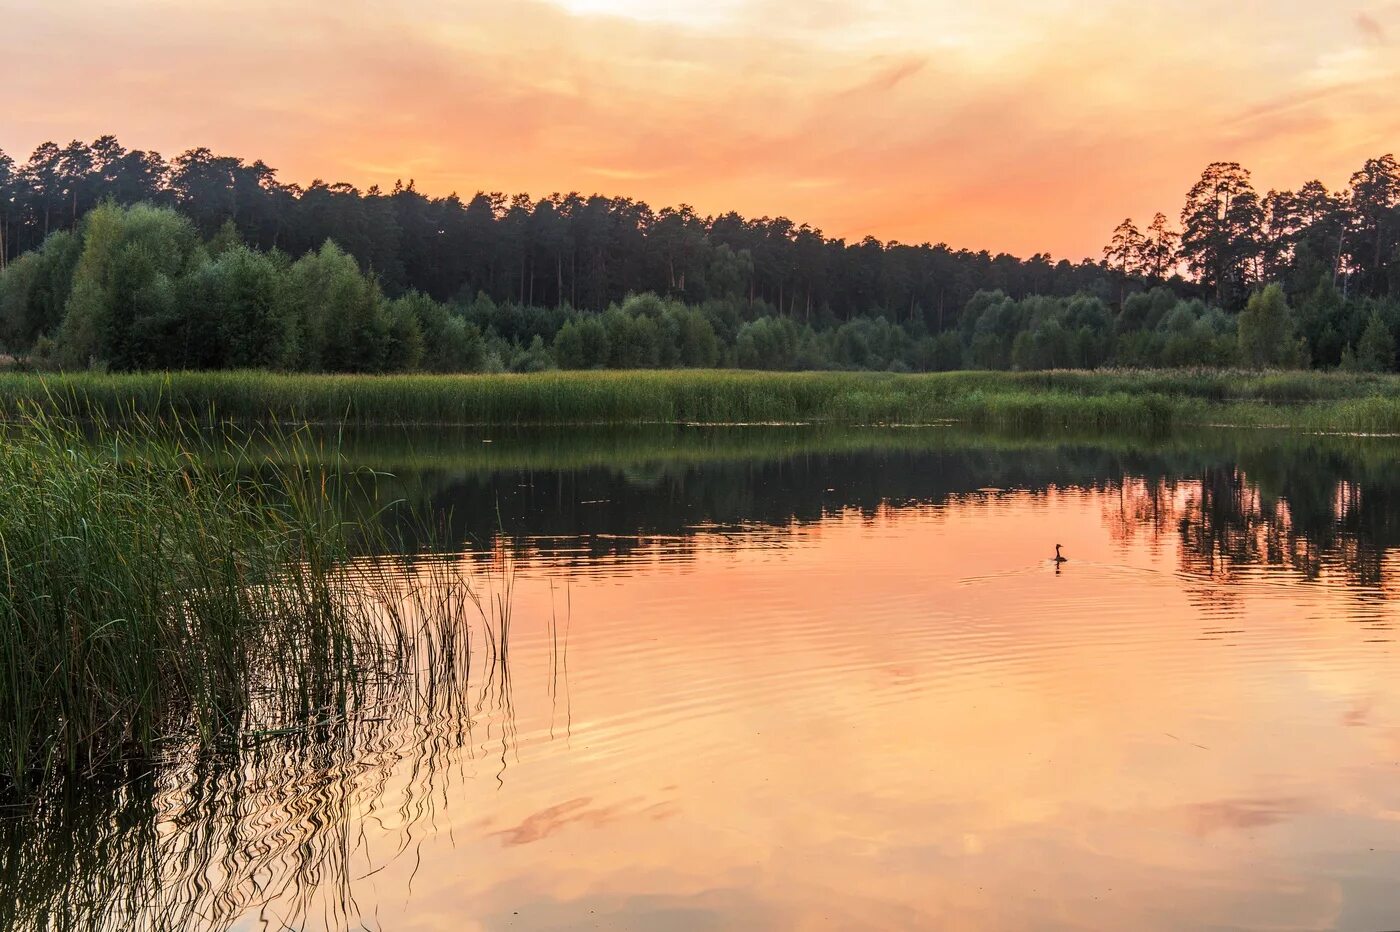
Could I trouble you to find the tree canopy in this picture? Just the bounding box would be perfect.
[0,135,1397,374]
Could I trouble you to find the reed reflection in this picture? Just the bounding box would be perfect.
[0,556,544,932]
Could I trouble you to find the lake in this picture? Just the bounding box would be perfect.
[7,424,1400,931]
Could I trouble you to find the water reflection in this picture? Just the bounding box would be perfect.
[360,425,1400,593]
[7,425,1400,930]
[0,559,534,932]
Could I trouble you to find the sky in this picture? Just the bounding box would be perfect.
[3,0,1399,260]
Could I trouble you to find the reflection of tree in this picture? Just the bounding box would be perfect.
[1331,478,1400,587]
[382,445,1155,568]
[1168,455,1400,588]
[1177,468,1281,581]
[1103,477,1178,554]
[369,430,1400,591]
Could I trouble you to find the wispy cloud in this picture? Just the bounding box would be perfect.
[2,0,1397,259]
[1355,11,1386,41]
[840,56,929,96]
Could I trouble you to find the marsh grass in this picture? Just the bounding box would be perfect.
[4,368,1400,431]
[0,406,494,798]
[0,549,521,932]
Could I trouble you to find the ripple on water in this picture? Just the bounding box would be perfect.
[20,449,1400,931]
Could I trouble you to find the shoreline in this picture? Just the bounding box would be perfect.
[3,368,1400,432]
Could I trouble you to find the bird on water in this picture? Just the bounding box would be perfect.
[1054,544,1068,564]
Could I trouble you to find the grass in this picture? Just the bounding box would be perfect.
[4,368,1400,431]
[0,408,490,798]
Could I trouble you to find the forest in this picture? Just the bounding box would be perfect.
[0,136,1397,373]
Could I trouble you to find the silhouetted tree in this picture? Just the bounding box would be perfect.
[1180,162,1264,305]
[2,136,1399,373]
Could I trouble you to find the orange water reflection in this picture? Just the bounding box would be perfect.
[335,486,1400,931]
[9,465,1400,931]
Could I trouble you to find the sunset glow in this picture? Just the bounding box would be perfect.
[8,5,1400,924]
[5,0,1398,259]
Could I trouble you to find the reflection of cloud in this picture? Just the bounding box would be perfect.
[492,795,677,845]
[1342,699,1371,726]
[493,797,617,845]
[1183,797,1309,836]
[472,879,787,931]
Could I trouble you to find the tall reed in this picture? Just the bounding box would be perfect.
[0,408,482,797]
[4,368,1400,431]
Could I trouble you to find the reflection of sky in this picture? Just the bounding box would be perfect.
[8,2,1400,259]
[226,489,1400,930]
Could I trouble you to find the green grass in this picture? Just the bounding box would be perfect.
[0,409,484,798]
[4,368,1400,431]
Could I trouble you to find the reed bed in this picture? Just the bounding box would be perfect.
[4,368,1400,431]
[0,408,489,798]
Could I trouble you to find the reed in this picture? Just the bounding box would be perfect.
[0,407,488,797]
[4,368,1400,431]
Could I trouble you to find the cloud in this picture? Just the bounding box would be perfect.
[3,0,1399,260]
[840,56,929,96]
[1355,11,1386,40]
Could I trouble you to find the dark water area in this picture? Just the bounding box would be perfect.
[361,425,1400,584]
[7,424,1400,930]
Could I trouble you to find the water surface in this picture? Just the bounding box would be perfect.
[8,425,1400,931]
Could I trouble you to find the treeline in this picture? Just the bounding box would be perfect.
[2,201,1399,374]
[0,137,1113,324]
[0,135,1397,373]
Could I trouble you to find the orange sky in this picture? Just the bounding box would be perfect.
[4,0,1400,259]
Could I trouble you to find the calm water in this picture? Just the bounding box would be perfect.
[8,426,1400,931]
